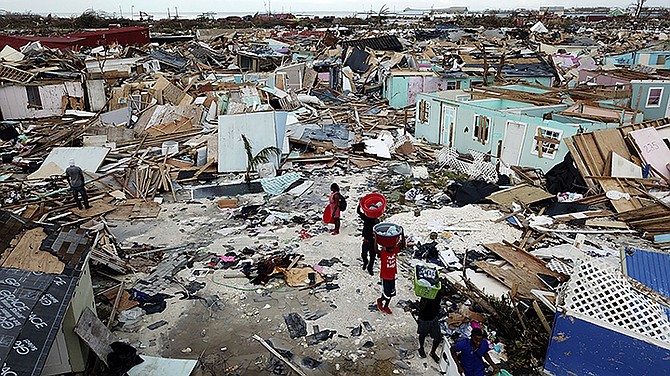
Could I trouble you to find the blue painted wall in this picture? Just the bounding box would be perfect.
[605,51,670,69]
[624,247,670,300]
[544,312,670,376]
[631,80,670,120]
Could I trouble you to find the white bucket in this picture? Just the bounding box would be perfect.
[161,141,179,156]
[196,146,207,166]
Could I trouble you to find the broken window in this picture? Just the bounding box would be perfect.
[446,81,459,90]
[473,115,490,144]
[646,87,663,108]
[532,126,562,159]
[26,86,42,109]
[657,55,667,66]
[418,99,430,124]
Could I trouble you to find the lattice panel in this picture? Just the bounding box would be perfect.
[436,147,498,183]
[547,258,573,275]
[562,258,670,343]
[0,64,35,83]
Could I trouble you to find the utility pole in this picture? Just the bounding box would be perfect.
[167,7,171,19]
[175,7,179,19]
[131,5,134,20]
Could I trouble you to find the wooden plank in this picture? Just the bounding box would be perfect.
[474,261,546,300]
[74,307,115,366]
[483,243,564,279]
[564,137,596,190]
[584,219,629,229]
[598,178,642,213]
[532,300,552,334]
[593,128,631,160]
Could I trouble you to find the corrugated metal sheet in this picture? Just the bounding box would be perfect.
[624,247,670,299]
[341,35,403,52]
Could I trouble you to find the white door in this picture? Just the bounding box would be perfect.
[439,105,457,146]
[501,121,527,167]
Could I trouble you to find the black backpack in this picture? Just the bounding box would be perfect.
[338,193,347,211]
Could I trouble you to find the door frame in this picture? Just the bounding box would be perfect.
[439,104,457,147]
[501,120,527,166]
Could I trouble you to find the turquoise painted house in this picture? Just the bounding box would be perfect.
[630,80,670,120]
[383,71,477,109]
[604,43,670,70]
[414,86,643,172]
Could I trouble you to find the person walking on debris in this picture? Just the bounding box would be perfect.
[65,159,91,210]
[328,183,342,235]
[450,327,500,376]
[358,203,380,275]
[376,235,404,314]
[416,289,445,362]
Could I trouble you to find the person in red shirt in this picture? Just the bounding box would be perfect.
[376,240,403,314]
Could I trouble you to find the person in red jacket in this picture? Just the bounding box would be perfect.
[376,239,403,314]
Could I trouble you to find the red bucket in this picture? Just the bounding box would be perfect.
[373,223,403,248]
[361,193,386,219]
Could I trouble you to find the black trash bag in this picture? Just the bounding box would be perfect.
[545,153,587,194]
[106,341,144,376]
[452,180,500,207]
[284,312,307,338]
[544,202,591,216]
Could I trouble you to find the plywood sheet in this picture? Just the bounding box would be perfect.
[28,147,110,179]
[0,228,64,273]
[486,184,553,207]
[71,199,117,218]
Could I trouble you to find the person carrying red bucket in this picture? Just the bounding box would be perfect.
[358,193,386,275]
[373,222,404,315]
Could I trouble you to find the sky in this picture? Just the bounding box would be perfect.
[0,0,664,16]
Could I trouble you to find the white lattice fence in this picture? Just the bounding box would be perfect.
[436,147,498,183]
[560,257,670,343]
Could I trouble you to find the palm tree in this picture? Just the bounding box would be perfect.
[241,134,281,182]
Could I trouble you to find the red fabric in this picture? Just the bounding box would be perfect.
[322,205,333,224]
[380,247,400,280]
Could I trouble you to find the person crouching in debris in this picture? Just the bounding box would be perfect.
[65,159,91,210]
[358,203,380,275]
[450,327,500,376]
[376,235,404,314]
[328,183,342,235]
[416,289,445,362]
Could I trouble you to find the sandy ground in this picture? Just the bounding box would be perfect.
[106,169,521,376]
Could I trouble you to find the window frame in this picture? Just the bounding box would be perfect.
[418,99,431,124]
[531,126,563,159]
[26,86,43,109]
[472,114,491,144]
[646,87,663,108]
